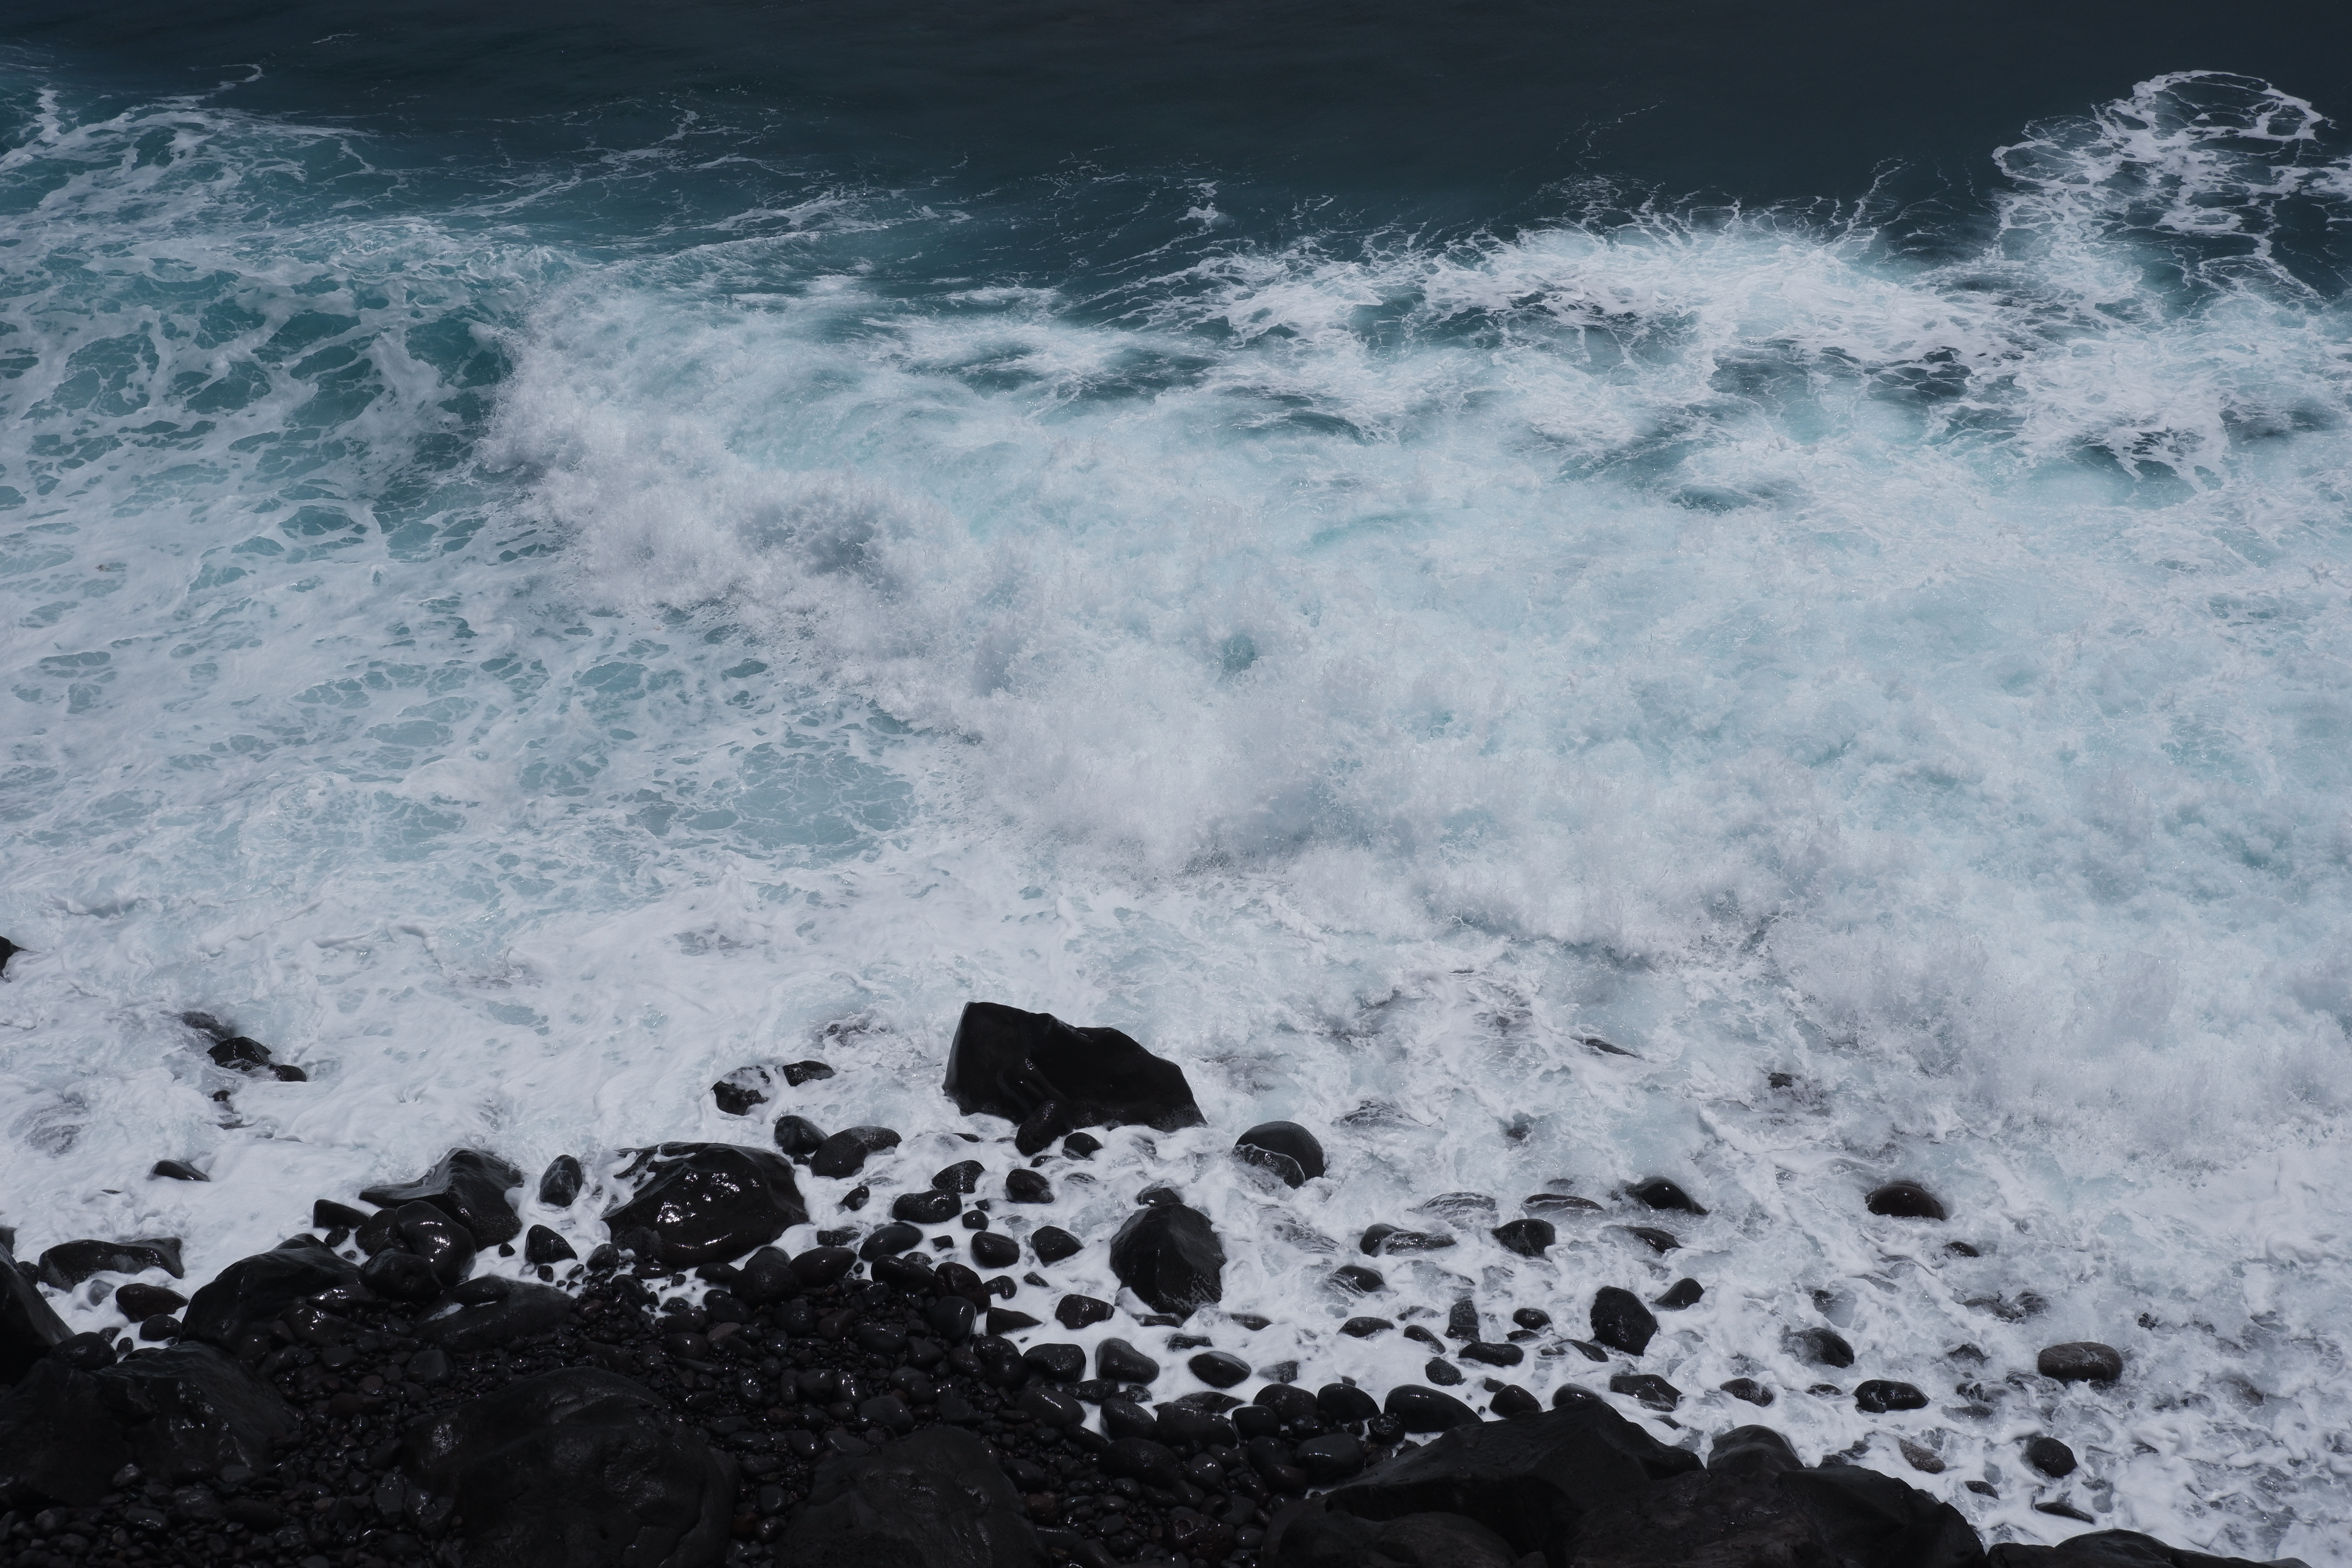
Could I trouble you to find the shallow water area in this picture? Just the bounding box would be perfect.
[2,36,2350,1563]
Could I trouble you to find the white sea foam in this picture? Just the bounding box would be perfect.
[2,69,2349,1557]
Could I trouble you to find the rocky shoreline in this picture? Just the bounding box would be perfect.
[0,1002,2312,1568]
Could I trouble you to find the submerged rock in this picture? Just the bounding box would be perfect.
[942,1000,1203,1152]
[1234,1121,1326,1187]
[401,1368,735,1568]
[1785,1327,1855,1369]
[1867,1181,1947,1220]
[360,1148,525,1245]
[1109,1202,1225,1318]
[602,1144,810,1268]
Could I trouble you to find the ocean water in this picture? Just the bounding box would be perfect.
[4,3,2352,1555]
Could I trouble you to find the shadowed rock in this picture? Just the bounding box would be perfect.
[1108,1202,1224,1319]
[36,1238,184,1290]
[182,1244,360,1351]
[361,1149,525,1245]
[943,1001,1203,1153]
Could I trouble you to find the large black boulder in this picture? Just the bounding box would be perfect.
[1570,1469,1835,1567]
[361,1149,525,1245]
[1270,1507,1521,1568]
[786,1423,1043,1568]
[1987,1531,2312,1568]
[942,1001,1203,1153]
[1775,1465,1985,1568]
[602,1144,810,1268]
[1108,1202,1224,1318]
[1,1234,70,1383]
[401,1368,735,1568]
[809,1127,902,1179]
[419,1283,577,1352]
[181,1243,359,1350]
[0,1359,129,1506]
[94,1342,297,1482]
[34,1237,185,1290]
[1235,1122,1326,1187]
[1589,1287,1657,1356]
[1325,1399,1698,1558]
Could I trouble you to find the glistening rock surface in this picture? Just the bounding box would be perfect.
[942,1000,1203,1152]
[1107,1201,1225,1318]
[602,1143,810,1267]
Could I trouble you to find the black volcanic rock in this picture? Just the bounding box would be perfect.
[419,1282,577,1352]
[151,1160,208,1182]
[361,1148,524,1244]
[1004,1168,1053,1204]
[2037,1342,2125,1383]
[0,1359,126,1505]
[2025,1436,2078,1477]
[711,1069,771,1116]
[773,1115,828,1161]
[809,1126,901,1178]
[1985,1530,2310,1568]
[181,1243,359,1350]
[942,1001,1203,1149]
[893,1189,962,1224]
[1379,1385,1480,1433]
[1855,1379,1929,1413]
[538,1154,585,1207]
[790,1423,1038,1568]
[1627,1178,1707,1214]
[1867,1181,1947,1220]
[1491,1219,1554,1257]
[1589,1287,1657,1356]
[1108,1202,1224,1318]
[35,1237,184,1290]
[1234,1121,1325,1187]
[113,1283,187,1321]
[1031,1227,1081,1264]
[525,1224,578,1265]
[392,1200,478,1287]
[1097,1338,1160,1383]
[602,1144,810,1268]
[1785,1327,1855,1368]
[1,1234,70,1384]
[401,1367,735,1568]
[933,1160,984,1193]
[93,1341,296,1481]
[1327,1398,1698,1554]
[1653,1278,1704,1310]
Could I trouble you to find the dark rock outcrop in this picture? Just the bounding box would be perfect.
[1588,1287,1657,1356]
[603,1144,810,1268]
[181,1243,359,1350]
[1626,1178,1706,1214]
[419,1282,577,1352]
[1108,1202,1225,1318]
[2025,1435,2078,1477]
[2,1339,296,1506]
[1986,1531,2312,1568]
[1,1234,70,1383]
[2037,1342,2125,1383]
[1867,1181,1947,1220]
[788,1424,1040,1568]
[539,1154,586,1207]
[401,1367,735,1568]
[712,1069,772,1116]
[1234,1122,1326,1187]
[1326,1398,1698,1555]
[808,1126,902,1179]
[35,1237,184,1290]
[0,1359,130,1506]
[942,1001,1203,1153]
[361,1149,525,1244]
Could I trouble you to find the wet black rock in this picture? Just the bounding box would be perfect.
[2025,1435,2078,1477]
[893,1189,963,1224]
[0,936,17,976]
[1984,1530,2309,1568]
[1297,1431,1367,1482]
[603,1143,809,1268]
[1523,1192,1602,1218]
[151,1160,208,1182]
[1708,1426,1802,1478]
[1653,1278,1704,1310]
[0,1359,125,1504]
[362,1249,443,1303]
[794,1247,857,1290]
[1621,1226,1680,1254]
[1867,1181,1948,1220]
[421,1282,577,1352]
[1234,1121,1326,1187]
[113,1284,187,1321]
[1109,1201,1225,1318]
[1,1235,71,1383]
[1627,1178,1707,1215]
[1720,1378,1775,1407]
[1315,1383,1378,1426]
[98,1342,297,1483]
[361,1148,525,1244]
[1189,1351,1250,1388]
[1785,1327,1856,1368]
[773,1115,828,1161]
[1097,1338,1160,1383]
[1053,1294,1113,1330]
[971,1232,1019,1269]
[942,1001,1204,1152]
[809,1125,902,1178]
[392,1200,479,1286]
[1328,1397,1699,1553]
[35,1237,184,1290]
[1854,1379,1929,1413]
[1491,1219,1554,1257]
[401,1367,735,1568]
[538,1154,585,1207]
[2037,1342,2125,1383]
[1608,1372,1681,1411]
[1511,1307,1550,1331]
[1459,1343,1523,1368]
[181,1243,359,1350]
[711,1070,771,1116]
[933,1160,984,1193]
[311,1198,367,1231]
[1489,1384,1541,1419]
[525,1224,578,1265]
[781,1059,835,1087]
[1360,1224,1455,1256]
[1031,1226,1081,1264]
[1379,1385,1480,1433]
[1341,1317,1394,1338]
[1589,1287,1658,1356]
[1061,1131,1103,1159]
[1331,1264,1387,1295]
[1005,1168,1053,1203]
